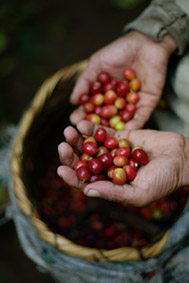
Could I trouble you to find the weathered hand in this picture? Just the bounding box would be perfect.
[70,31,177,129]
[57,121,188,207]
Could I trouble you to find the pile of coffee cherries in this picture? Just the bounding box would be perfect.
[74,127,149,185]
[79,68,141,130]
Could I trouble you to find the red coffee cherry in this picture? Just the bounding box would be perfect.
[127,158,139,171]
[90,174,107,182]
[98,153,113,168]
[88,158,104,174]
[90,81,102,94]
[74,161,88,171]
[104,137,118,150]
[95,128,107,143]
[97,72,110,84]
[77,167,91,183]
[132,148,149,166]
[115,147,131,158]
[123,165,136,181]
[123,67,136,80]
[113,156,127,167]
[116,81,130,97]
[79,93,90,105]
[83,142,98,156]
[100,105,118,119]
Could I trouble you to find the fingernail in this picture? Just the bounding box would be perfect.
[86,189,100,198]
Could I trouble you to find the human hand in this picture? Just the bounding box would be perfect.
[70,31,177,129]
[57,121,189,207]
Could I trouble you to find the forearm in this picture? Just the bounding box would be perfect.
[123,0,189,55]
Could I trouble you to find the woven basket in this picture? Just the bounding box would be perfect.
[10,60,171,264]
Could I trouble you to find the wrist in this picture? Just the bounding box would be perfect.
[159,34,178,56]
[182,137,189,187]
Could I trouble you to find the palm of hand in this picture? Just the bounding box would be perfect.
[57,121,185,207]
[70,31,172,129]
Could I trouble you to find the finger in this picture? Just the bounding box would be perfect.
[58,142,79,167]
[124,91,159,130]
[83,180,142,206]
[64,126,83,153]
[114,129,165,153]
[70,61,100,104]
[124,106,153,130]
[77,120,115,137]
[57,165,86,190]
[70,105,86,125]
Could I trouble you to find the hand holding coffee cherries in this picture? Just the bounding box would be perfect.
[70,31,177,130]
[57,121,189,207]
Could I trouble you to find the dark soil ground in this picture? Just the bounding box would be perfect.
[0,0,150,282]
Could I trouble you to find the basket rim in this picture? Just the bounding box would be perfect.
[10,60,170,262]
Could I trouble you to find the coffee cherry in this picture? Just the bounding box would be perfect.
[114,97,126,110]
[88,158,104,174]
[118,139,130,148]
[113,156,127,167]
[97,72,110,84]
[112,168,127,185]
[110,78,118,87]
[116,147,130,158]
[123,67,136,80]
[81,152,92,162]
[96,146,109,157]
[100,105,118,119]
[90,174,107,182]
[132,148,149,166]
[110,148,117,158]
[103,82,116,92]
[100,118,109,127]
[91,93,104,106]
[84,136,97,144]
[125,104,137,113]
[129,78,141,92]
[115,121,125,131]
[104,90,117,105]
[127,158,139,171]
[107,165,117,179]
[90,81,102,94]
[109,115,121,128]
[98,153,113,168]
[86,114,101,124]
[83,142,98,156]
[94,106,102,115]
[95,128,107,143]
[84,102,95,113]
[74,161,88,171]
[104,137,118,150]
[116,81,130,97]
[127,92,139,104]
[120,110,133,122]
[79,93,90,105]
[123,165,136,181]
[77,167,91,183]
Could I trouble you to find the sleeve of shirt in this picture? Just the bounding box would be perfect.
[123,0,189,55]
